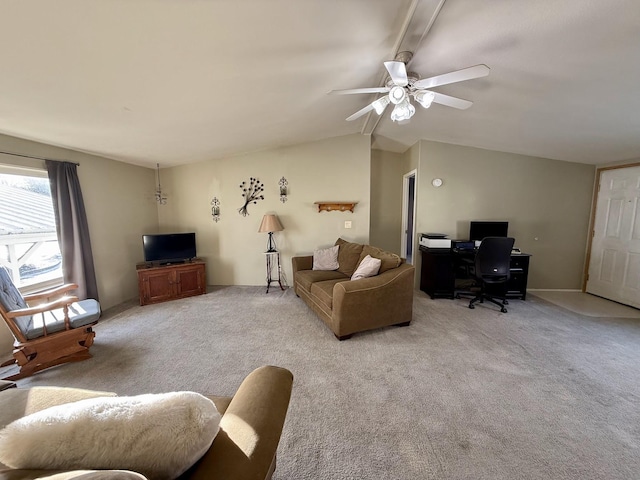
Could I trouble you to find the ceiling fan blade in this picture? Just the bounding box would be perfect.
[384,61,408,87]
[432,92,473,110]
[346,102,375,121]
[329,87,390,95]
[413,64,490,89]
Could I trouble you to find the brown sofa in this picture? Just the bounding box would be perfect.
[0,365,293,480]
[292,238,415,340]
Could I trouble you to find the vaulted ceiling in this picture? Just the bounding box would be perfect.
[1,0,639,168]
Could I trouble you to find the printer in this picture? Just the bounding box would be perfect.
[451,240,475,251]
[419,233,451,249]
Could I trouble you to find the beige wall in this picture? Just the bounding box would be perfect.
[412,140,596,289]
[370,149,406,254]
[0,134,158,356]
[0,131,599,357]
[157,134,371,286]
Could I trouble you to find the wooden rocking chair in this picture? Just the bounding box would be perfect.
[0,266,101,381]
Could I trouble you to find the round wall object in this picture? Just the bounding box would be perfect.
[432,178,443,187]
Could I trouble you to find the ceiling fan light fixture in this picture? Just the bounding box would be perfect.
[389,86,406,105]
[333,55,489,123]
[415,90,435,109]
[390,98,415,122]
[372,96,390,115]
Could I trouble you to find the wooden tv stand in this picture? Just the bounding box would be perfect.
[136,259,206,306]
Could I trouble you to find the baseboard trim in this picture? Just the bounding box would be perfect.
[528,289,582,292]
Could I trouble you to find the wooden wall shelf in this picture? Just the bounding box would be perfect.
[314,202,357,213]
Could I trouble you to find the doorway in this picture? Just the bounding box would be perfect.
[401,170,417,264]
[586,164,640,309]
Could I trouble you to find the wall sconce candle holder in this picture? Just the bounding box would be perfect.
[211,197,221,222]
[279,177,288,203]
[155,163,167,205]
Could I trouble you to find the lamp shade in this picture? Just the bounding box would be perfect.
[258,214,284,233]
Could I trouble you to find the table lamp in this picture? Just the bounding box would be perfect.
[258,214,284,252]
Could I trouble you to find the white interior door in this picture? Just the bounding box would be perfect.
[586,165,640,308]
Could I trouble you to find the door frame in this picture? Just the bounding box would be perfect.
[401,169,418,264]
[582,161,640,292]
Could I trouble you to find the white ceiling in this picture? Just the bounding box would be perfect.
[1,0,639,168]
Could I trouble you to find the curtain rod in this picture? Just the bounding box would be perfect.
[0,150,79,166]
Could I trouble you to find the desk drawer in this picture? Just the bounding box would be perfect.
[420,248,455,299]
[510,256,530,269]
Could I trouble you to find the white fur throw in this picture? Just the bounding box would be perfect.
[0,391,221,480]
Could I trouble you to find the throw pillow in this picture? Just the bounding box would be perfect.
[358,245,402,274]
[334,238,364,276]
[351,255,382,280]
[0,391,221,480]
[313,245,339,271]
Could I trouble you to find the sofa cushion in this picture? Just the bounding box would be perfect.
[0,391,221,480]
[358,245,402,274]
[0,267,27,311]
[351,255,382,280]
[312,245,339,271]
[310,279,346,311]
[24,298,101,340]
[295,269,347,293]
[335,238,364,277]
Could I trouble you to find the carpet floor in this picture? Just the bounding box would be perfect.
[4,287,640,480]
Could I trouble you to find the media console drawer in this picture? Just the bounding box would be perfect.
[136,260,206,306]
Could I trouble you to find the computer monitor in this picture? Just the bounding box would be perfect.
[469,221,509,242]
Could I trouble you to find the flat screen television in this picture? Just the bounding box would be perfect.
[469,221,509,242]
[142,232,196,264]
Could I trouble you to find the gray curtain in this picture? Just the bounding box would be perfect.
[46,160,99,301]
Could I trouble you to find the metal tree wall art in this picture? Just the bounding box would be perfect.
[238,177,264,216]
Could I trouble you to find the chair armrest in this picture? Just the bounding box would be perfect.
[183,366,293,480]
[332,264,415,335]
[24,283,79,303]
[6,296,78,318]
[291,255,313,273]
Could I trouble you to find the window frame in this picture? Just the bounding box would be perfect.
[0,163,64,293]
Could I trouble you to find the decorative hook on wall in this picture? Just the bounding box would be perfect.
[211,197,221,222]
[155,163,167,205]
[279,177,288,203]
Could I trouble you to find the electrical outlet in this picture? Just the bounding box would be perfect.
[344,220,352,229]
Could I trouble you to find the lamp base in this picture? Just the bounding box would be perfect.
[265,232,277,253]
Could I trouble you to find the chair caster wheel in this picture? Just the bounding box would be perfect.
[469,305,475,309]
[501,307,507,313]
[504,300,509,305]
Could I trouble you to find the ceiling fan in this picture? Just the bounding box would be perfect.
[329,51,490,123]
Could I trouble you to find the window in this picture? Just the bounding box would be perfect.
[0,168,63,291]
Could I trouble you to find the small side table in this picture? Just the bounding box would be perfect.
[264,251,284,294]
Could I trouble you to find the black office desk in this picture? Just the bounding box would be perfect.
[419,246,531,300]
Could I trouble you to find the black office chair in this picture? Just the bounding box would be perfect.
[468,237,515,313]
